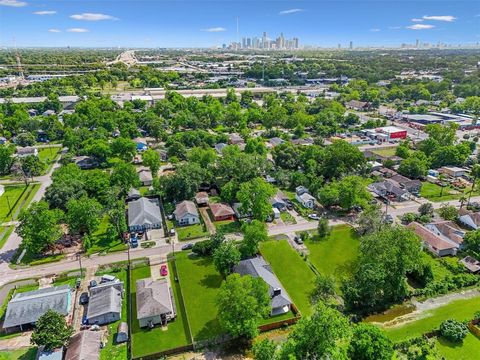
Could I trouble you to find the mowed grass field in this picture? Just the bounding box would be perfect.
[130,264,191,357]
[260,240,316,316]
[382,295,480,342]
[304,225,359,285]
[174,251,223,340]
[435,333,480,360]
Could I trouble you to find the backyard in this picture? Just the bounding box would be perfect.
[303,225,359,285]
[130,263,191,358]
[435,332,480,360]
[259,240,316,316]
[0,347,36,360]
[371,147,397,157]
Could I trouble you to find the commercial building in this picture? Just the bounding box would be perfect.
[376,126,408,140]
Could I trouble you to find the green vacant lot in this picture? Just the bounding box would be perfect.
[176,223,209,241]
[87,216,127,255]
[260,240,316,316]
[38,147,60,173]
[420,182,480,202]
[0,184,40,223]
[174,252,223,340]
[372,147,397,157]
[304,225,359,284]
[130,264,191,358]
[382,295,480,342]
[436,333,480,360]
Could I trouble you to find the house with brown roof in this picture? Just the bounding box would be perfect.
[65,331,102,360]
[209,203,235,221]
[425,221,465,248]
[460,256,480,273]
[407,222,459,257]
[136,278,176,328]
[174,200,200,226]
[346,100,372,111]
[195,192,209,207]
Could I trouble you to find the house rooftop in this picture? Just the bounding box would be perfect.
[209,203,235,218]
[65,331,102,360]
[174,200,198,219]
[128,197,161,228]
[136,278,174,320]
[87,282,123,320]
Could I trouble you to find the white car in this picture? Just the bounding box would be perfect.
[308,214,320,220]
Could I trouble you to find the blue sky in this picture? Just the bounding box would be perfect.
[0,1,478,48]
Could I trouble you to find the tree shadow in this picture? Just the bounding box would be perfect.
[200,274,222,289]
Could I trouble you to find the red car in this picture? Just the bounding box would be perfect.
[160,265,168,277]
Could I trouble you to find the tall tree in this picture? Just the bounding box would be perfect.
[66,196,102,235]
[110,161,140,195]
[348,323,394,360]
[31,310,74,351]
[237,177,275,221]
[240,220,268,258]
[110,137,137,162]
[213,242,241,277]
[142,148,161,176]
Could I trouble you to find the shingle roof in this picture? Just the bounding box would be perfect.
[136,278,174,320]
[87,282,123,320]
[3,285,71,328]
[298,193,315,202]
[174,200,198,219]
[137,169,153,183]
[65,331,102,360]
[195,192,209,204]
[408,222,458,252]
[128,198,161,228]
[209,203,235,218]
[234,256,291,310]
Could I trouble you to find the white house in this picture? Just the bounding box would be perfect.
[174,201,200,226]
[296,192,315,209]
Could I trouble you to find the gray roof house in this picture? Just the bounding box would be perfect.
[87,282,123,326]
[137,169,153,186]
[174,200,200,226]
[3,285,71,330]
[270,193,287,211]
[368,180,410,201]
[36,347,64,360]
[214,143,228,154]
[128,197,162,232]
[136,278,176,328]
[234,256,292,316]
[295,192,315,209]
[458,209,480,230]
[65,331,102,360]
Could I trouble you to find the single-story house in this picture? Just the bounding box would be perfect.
[195,192,209,206]
[269,137,285,148]
[270,193,287,211]
[390,174,422,195]
[458,209,480,230]
[74,156,99,170]
[65,331,102,360]
[214,143,228,154]
[42,109,55,117]
[16,146,38,158]
[424,221,464,248]
[87,281,123,326]
[295,186,309,196]
[209,203,235,221]
[296,192,315,209]
[460,256,480,273]
[126,188,141,202]
[234,256,292,316]
[346,100,372,111]
[407,222,459,257]
[229,133,244,145]
[439,166,468,178]
[368,180,410,202]
[137,169,153,186]
[174,200,200,226]
[3,285,71,331]
[128,197,162,232]
[136,278,176,328]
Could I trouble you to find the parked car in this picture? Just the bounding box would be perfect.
[130,237,138,248]
[79,292,89,305]
[169,228,176,236]
[308,213,320,220]
[181,243,193,250]
[89,280,97,288]
[160,265,168,277]
[293,236,303,245]
[75,278,81,289]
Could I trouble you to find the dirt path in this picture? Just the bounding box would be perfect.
[199,207,215,234]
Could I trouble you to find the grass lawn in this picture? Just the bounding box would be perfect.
[87,216,127,255]
[130,264,191,357]
[419,182,479,202]
[372,147,397,157]
[176,223,209,241]
[0,347,37,360]
[215,219,242,234]
[15,251,65,267]
[280,211,297,225]
[303,225,359,285]
[99,268,127,360]
[0,184,40,223]
[174,252,223,340]
[382,295,480,342]
[260,240,316,317]
[436,333,480,360]
[37,147,60,173]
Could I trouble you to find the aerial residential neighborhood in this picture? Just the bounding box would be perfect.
[0,1,479,360]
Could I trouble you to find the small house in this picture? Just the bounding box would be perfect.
[439,166,468,178]
[195,192,209,207]
[270,194,287,211]
[229,133,244,145]
[407,222,459,257]
[269,137,285,148]
[346,100,371,111]
[137,169,153,186]
[214,143,228,154]
[87,282,123,326]
[74,156,99,170]
[295,186,309,196]
[16,146,38,158]
[458,209,480,230]
[37,347,64,360]
[136,278,176,328]
[209,203,235,221]
[460,256,480,274]
[296,192,315,209]
[126,188,141,202]
[65,331,102,360]
[174,200,200,226]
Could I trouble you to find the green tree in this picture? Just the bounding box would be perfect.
[0,144,15,175]
[310,274,336,305]
[468,164,480,204]
[398,152,429,179]
[217,273,270,339]
[278,302,351,359]
[110,137,137,162]
[110,161,140,195]
[356,205,384,236]
[317,217,330,239]
[66,196,102,235]
[318,176,371,210]
[19,155,46,177]
[17,201,63,255]
[237,177,275,221]
[31,310,74,351]
[142,148,161,176]
[463,230,480,257]
[107,199,127,240]
[240,220,268,258]
[438,204,459,221]
[252,338,276,360]
[439,319,468,342]
[418,203,434,218]
[348,323,394,360]
[213,242,241,277]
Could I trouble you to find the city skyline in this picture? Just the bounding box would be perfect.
[0,1,478,48]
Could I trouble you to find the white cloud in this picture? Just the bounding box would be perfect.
[48,28,61,33]
[411,18,424,22]
[407,24,435,30]
[279,8,304,15]
[422,15,456,22]
[67,28,89,33]
[370,28,380,32]
[34,10,56,15]
[70,13,118,21]
[201,27,226,32]
[0,0,27,7]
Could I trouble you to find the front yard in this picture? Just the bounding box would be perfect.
[38,147,61,173]
[130,264,191,358]
[259,240,316,316]
[176,223,209,241]
[303,225,359,286]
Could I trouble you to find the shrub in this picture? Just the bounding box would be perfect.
[440,319,468,342]
[192,239,213,256]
